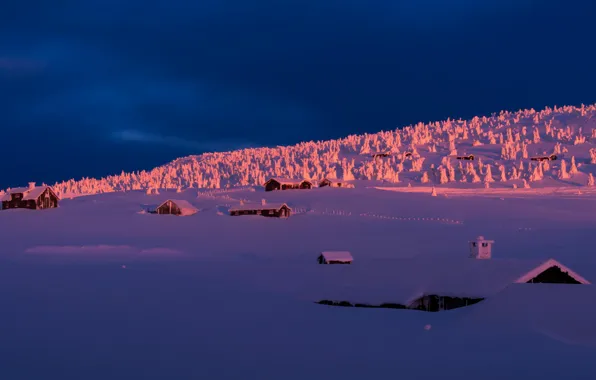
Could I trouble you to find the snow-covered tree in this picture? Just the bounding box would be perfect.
[439,167,449,184]
[588,173,595,187]
[499,165,507,182]
[484,164,495,183]
[511,166,519,180]
[523,179,530,188]
[421,171,430,184]
[559,159,570,179]
[570,156,578,175]
[590,148,596,164]
[532,127,541,143]
[529,164,543,182]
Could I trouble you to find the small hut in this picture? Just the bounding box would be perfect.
[1,183,60,210]
[456,154,475,160]
[319,178,354,188]
[229,202,291,218]
[264,178,313,191]
[371,152,391,159]
[155,199,198,216]
[530,154,557,161]
[317,251,354,264]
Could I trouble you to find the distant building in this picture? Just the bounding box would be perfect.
[264,178,313,191]
[531,154,557,161]
[469,236,494,259]
[318,178,354,188]
[1,183,60,210]
[371,152,391,159]
[317,251,353,264]
[456,154,475,160]
[229,202,291,218]
[155,199,198,216]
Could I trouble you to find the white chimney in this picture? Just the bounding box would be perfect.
[28,182,36,190]
[469,236,494,259]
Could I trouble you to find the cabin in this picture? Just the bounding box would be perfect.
[229,203,291,218]
[318,178,354,188]
[407,258,590,312]
[531,154,558,161]
[264,178,313,192]
[155,199,198,216]
[318,251,353,264]
[1,183,60,210]
[371,152,391,159]
[311,255,591,313]
[456,154,475,160]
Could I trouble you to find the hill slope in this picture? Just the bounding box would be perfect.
[15,103,596,196]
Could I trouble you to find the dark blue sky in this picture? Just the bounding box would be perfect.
[1,1,595,188]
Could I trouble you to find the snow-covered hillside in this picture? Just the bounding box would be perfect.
[3,104,596,379]
[26,103,596,197]
[1,186,596,379]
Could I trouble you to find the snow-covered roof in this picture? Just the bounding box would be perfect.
[513,258,590,284]
[158,199,198,216]
[1,185,59,202]
[265,178,310,185]
[320,251,353,262]
[461,283,596,346]
[229,203,290,212]
[307,257,591,306]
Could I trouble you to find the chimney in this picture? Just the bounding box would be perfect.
[28,182,36,190]
[261,198,267,205]
[469,236,494,259]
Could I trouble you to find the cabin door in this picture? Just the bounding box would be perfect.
[43,193,50,209]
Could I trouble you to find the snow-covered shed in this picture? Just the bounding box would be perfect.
[318,251,353,265]
[229,203,291,218]
[371,152,391,159]
[264,178,312,191]
[318,178,354,188]
[1,183,60,210]
[155,199,198,216]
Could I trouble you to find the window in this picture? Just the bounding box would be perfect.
[472,242,477,247]
[482,243,488,247]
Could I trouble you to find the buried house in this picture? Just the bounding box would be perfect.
[1,183,60,210]
[154,199,198,216]
[264,178,313,191]
[229,202,292,218]
[407,258,590,312]
[310,256,591,312]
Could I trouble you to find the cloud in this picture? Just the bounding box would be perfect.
[111,130,255,152]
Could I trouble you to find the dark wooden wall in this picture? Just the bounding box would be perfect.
[157,201,182,215]
[2,189,59,210]
[265,181,281,191]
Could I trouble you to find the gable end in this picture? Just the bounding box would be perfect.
[526,266,582,284]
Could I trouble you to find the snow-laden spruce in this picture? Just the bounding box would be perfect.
[10,103,596,196]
